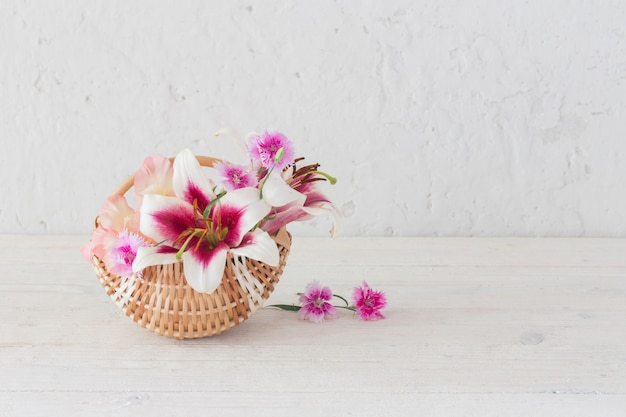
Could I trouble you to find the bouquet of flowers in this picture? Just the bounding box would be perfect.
[82,130,338,338]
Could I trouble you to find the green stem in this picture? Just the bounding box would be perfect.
[259,167,273,200]
[332,293,350,306]
[266,304,301,312]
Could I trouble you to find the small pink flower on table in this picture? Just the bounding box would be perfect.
[352,281,387,321]
[298,281,337,323]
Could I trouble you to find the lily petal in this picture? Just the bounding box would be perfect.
[172,149,216,208]
[302,204,340,237]
[262,171,306,208]
[140,194,195,243]
[230,229,279,266]
[132,245,179,273]
[217,187,271,247]
[182,243,229,293]
[304,190,332,206]
[260,204,305,236]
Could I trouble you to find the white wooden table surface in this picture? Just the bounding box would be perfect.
[1,235,625,416]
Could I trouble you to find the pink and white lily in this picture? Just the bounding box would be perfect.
[132,149,282,294]
[260,160,339,236]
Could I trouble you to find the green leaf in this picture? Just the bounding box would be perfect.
[203,191,227,218]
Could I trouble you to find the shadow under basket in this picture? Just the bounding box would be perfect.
[91,227,292,339]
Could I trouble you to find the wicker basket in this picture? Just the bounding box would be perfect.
[89,155,292,339]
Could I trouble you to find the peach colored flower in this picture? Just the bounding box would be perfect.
[133,154,174,207]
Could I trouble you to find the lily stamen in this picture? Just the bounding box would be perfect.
[311,170,337,185]
[194,228,210,252]
[176,231,199,260]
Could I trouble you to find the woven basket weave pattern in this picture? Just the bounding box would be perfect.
[93,227,291,339]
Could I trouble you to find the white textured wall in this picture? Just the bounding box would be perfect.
[2,1,626,236]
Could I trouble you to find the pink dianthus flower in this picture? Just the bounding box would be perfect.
[352,281,387,321]
[214,161,256,191]
[248,131,295,171]
[298,281,337,323]
[105,229,149,278]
